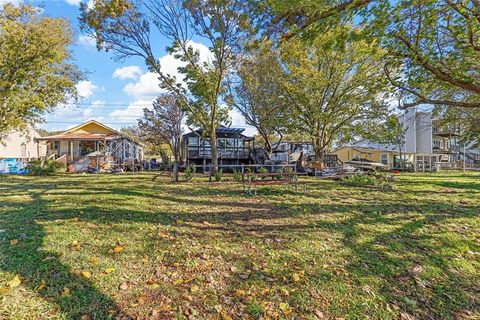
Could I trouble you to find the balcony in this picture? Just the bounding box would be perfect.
[432,146,459,154]
[187,146,250,159]
[432,126,460,137]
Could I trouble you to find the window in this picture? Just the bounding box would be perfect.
[381,154,388,165]
[189,137,199,146]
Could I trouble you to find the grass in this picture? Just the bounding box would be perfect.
[0,171,478,319]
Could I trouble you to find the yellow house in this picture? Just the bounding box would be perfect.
[332,140,408,169]
[35,120,143,172]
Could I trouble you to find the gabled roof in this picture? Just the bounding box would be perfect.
[36,120,122,141]
[63,120,120,136]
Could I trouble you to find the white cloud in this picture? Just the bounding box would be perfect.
[113,66,142,80]
[0,0,22,6]
[228,108,257,136]
[90,100,105,108]
[123,72,162,99]
[108,99,153,124]
[122,40,212,99]
[78,35,96,48]
[76,80,97,99]
[65,0,82,5]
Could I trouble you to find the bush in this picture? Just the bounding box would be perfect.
[184,164,196,181]
[232,169,242,181]
[342,172,393,189]
[26,160,64,176]
[258,167,268,180]
[213,169,223,182]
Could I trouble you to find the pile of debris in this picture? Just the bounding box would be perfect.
[316,165,357,180]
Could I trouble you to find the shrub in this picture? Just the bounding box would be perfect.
[184,164,196,181]
[213,169,223,182]
[232,169,242,181]
[342,172,393,189]
[259,167,268,180]
[26,160,64,176]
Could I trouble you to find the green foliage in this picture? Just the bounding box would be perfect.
[26,160,64,176]
[227,44,289,158]
[0,4,81,138]
[79,0,251,168]
[184,164,196,182]
[342,172,392,189]
[232,169,242,181]
[246,302,264,319]
[259,166,268,179]
[280,26,389,158]
[213,169,223,182]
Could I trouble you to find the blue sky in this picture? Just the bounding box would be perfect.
[2,0,254,134]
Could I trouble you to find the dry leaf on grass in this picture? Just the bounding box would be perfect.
[10,239,18,246]
[61,287,71,296]
[104,268,115,274]
[81,271,91,279]
[8,276,21,288]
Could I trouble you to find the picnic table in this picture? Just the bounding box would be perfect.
[242,172,307,195]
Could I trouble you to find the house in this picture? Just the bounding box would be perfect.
[181,126,255,168]
[270,141,315,163]
[0,126,40,174]
[35,120,143,172]
[332,139,405,170]
[401,108,460,162]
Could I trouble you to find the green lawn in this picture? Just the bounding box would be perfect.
[0,172,478,320]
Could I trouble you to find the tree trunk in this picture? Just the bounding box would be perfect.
[264,141,272,160]
[210,128,218,173]
[314,137,325,163]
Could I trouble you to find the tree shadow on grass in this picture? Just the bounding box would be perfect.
[0,191,130,320]
[1,174,478,319]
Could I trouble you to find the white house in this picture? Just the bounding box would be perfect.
[0,127,40,159]
[400,108,460,163]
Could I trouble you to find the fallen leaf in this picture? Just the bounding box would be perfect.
[0,287,10,294]
[61,287,71,296]
[292,272,301,282]
[113,245,124,253]
[81,271,91,279]
[314,309,324,319]
[220,311,232,320]
[190,284,199,293]
[70,241,80,249]
[35,280,46,292]
[90,256,98,265]
[8,276,21,288]
[10,239,18,246]
[234,289,245,297]
[71,217,79,222]
[104,268,115,274]
[119,282,128,290]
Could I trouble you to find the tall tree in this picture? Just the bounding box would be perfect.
[253,0,480,109]
[280,27,389,161]
[0,4,81,139]
[227,45,289,159]
[138,94,184,164]
[80,0,250,172]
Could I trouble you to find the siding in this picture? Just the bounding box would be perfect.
[0,127,38,159]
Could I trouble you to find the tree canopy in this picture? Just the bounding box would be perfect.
[0,4,81,138]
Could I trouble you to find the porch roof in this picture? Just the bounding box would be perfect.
[35,132,121,141]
